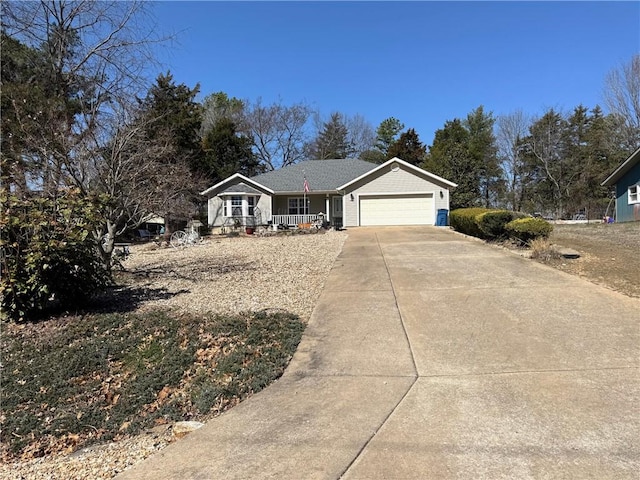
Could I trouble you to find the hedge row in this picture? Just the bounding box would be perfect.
[449,208,553,243]
[505,217,554,243]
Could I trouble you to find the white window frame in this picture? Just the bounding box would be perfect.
[288,197,306,215]
[629,184,639,204]
[221,195,257,218]
[231,195,243,217]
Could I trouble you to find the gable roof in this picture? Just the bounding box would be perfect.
[219,182,263,195]
[337,157,458,190]
[200,173,274,196]
[249,158,378,192]
[601,147,640,186]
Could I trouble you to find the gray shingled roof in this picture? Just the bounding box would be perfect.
[250,158,377,192]
[220,182,263,195]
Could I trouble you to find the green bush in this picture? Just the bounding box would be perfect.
[505,217,553,244]
[449,208,492,237]
[477,210,527,240]
[0,188,110,322]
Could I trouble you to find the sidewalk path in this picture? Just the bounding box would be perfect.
[118,227,639,479]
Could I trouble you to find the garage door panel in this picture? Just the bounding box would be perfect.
[360,195,434,226]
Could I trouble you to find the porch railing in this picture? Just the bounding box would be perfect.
[272,214,322,227]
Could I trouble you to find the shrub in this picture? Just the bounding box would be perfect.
[0,189,110,322]
[449,208,492,237]
[477,210,528,240]
[505,217,553,244]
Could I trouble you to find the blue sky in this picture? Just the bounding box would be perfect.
[152,1,640,145]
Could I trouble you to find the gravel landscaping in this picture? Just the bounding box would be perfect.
[0,230,347,480]
[119,229,348,322]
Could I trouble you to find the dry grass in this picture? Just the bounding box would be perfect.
[539,222,640,298]
[528,237,561,261]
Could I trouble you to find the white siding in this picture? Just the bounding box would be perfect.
[343,164,451,227]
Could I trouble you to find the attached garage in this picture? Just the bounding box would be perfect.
[359,194,435,226]
[338,158,457,228]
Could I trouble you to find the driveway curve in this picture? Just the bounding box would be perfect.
[118,226,639,479]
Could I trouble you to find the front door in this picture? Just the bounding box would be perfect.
[332,196,343,227]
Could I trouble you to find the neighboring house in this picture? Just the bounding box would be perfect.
[201,157,457,230]
[601,147,640,223]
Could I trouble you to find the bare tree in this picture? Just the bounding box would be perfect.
[524,109,580,217]
[1,1,195,271]
[496,110,531,210]
[603,55,640,149]
[89,101,204,268]
[345,114,376,159]
[1,0,167,194]
[243,98,313,170]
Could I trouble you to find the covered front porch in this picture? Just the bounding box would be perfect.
[271,194,343,228]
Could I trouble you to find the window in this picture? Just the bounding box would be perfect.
[231,196,242,216]
[248,196,255,216]
[629,184,639,204]
[288,197,306,215]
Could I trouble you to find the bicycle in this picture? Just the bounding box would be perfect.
[169,229,200,248]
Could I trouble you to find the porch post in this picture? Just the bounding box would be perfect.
[325,194,330,222]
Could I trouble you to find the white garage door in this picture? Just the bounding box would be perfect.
[359,194,434,226]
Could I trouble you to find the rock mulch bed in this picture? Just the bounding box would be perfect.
[121,229,347,322]
[0,230,347,480]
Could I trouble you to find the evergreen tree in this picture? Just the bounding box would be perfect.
[306,112,354,159]
[375,117,405,158]
[200,91,246,135]
[140,72,203,173]
[1,33,49,196]
[424,119,479,209]
[465,106,502,207]
[387,128,427,165]
[359,149,386,163]
[518,105,630,218]
[201,118,261,183]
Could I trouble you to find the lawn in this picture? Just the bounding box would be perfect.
[540,221,640,298]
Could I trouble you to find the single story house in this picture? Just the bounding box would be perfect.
[201,157,457,230]
[601,147,640,223]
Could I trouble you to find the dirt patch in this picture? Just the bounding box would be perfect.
[539,222,640,298]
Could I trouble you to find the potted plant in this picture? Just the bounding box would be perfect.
[244,217,255,235]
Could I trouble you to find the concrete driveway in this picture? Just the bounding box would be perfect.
[119,227,639,479]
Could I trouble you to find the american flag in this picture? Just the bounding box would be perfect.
[303,178,310,193]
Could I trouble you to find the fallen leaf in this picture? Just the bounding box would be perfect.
[157,386,171,402]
